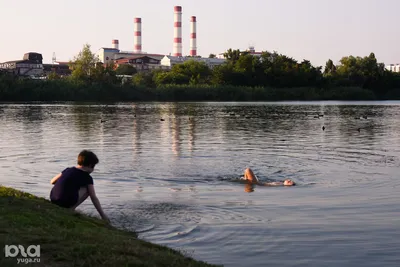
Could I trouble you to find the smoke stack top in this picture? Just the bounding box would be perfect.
[112,39,119,50]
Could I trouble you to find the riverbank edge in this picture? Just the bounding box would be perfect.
[0,185,221,267]
[2,81,399,102]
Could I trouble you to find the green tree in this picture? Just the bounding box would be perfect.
[116,64,137,76]
[324,59,337,76]
[69,44,100,81]
[223,49,241,63]
[232,54,259,86]
[211,64,235,85]
[48,71,61,80]
[259,51,299,87]
[209,54,216,58]
[154,71,189,86]
[132,71,157,87]
[90,61,118,84]
[155,60,212,86]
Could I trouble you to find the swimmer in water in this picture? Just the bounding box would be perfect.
[242,168,296,186]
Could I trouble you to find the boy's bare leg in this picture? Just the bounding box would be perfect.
[70,187,89,210]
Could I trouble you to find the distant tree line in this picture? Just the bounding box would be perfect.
[130,48,400,99]
[1,44,400,101]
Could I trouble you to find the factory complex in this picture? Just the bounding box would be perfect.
[0,52,70,77]
[3,4,399,78]
[96,6,226,71]
[0,5,232,78]
[385,64,400,72]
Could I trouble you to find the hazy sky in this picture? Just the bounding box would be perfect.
[1,0,399,66]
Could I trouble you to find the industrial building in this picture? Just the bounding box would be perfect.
[0,52,71,77]
[97,44,165,66]
[96,6,193,66]
[44,63,71,76]
[0,53,44,76]
[114,56,169,72]
[2,5,227,78]
[216,46,264,59]
[96,5,226,71]
[161,56,225,69]
[385,64,400,72]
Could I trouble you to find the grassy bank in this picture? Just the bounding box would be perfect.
[154,85,378,101]
[0,76,391,102]
[0,186,221,267]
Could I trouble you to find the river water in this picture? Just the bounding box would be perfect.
[0,101,399,267]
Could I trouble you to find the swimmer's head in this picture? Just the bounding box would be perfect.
[283,179,296,186]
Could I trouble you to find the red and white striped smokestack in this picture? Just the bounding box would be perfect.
[112,39,119,50]
[134,18,142,53]
[173,6,182,57]
[190,16,197,56]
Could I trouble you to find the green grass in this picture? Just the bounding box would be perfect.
[0,186,222,267]
[0,75,381,102]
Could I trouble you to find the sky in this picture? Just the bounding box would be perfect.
[1,0,399,67]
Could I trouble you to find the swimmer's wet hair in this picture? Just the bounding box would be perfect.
[77,150,99,168]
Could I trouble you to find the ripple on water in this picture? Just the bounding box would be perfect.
[2,103,400,267]
[105,200,272,251]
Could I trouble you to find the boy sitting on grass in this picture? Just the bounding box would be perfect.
[50,150,110,223]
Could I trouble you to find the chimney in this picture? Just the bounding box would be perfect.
[190,16,197,56]
[112,39,119,50]
[173,6,182,57]
[134,18,142,53]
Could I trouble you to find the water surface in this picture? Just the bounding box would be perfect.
[1,101,399,267]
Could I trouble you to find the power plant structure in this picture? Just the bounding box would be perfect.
[111,39,119,50]
[385,64,400,73]
[0,52,70,77]
[97,5,200,63]
[133,18,142,53]
[173,6,183,57]
[190,16,197,56]
[96,5,226,71]
[216,46,264,59]
[1,5,227,77]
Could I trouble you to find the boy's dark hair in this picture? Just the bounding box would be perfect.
[77,150,99,167]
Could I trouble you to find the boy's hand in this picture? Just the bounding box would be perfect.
[102,215,111,224]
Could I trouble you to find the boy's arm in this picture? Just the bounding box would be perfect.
[50,173,62,184]
[87,184,109,222]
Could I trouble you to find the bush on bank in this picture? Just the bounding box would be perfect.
[0,77,381,102]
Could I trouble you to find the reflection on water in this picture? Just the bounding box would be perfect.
[244,183,255,193]
[1,101,400,267]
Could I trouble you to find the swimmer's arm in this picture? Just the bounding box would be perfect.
[50,173,62,184]
[261,181,284,186]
